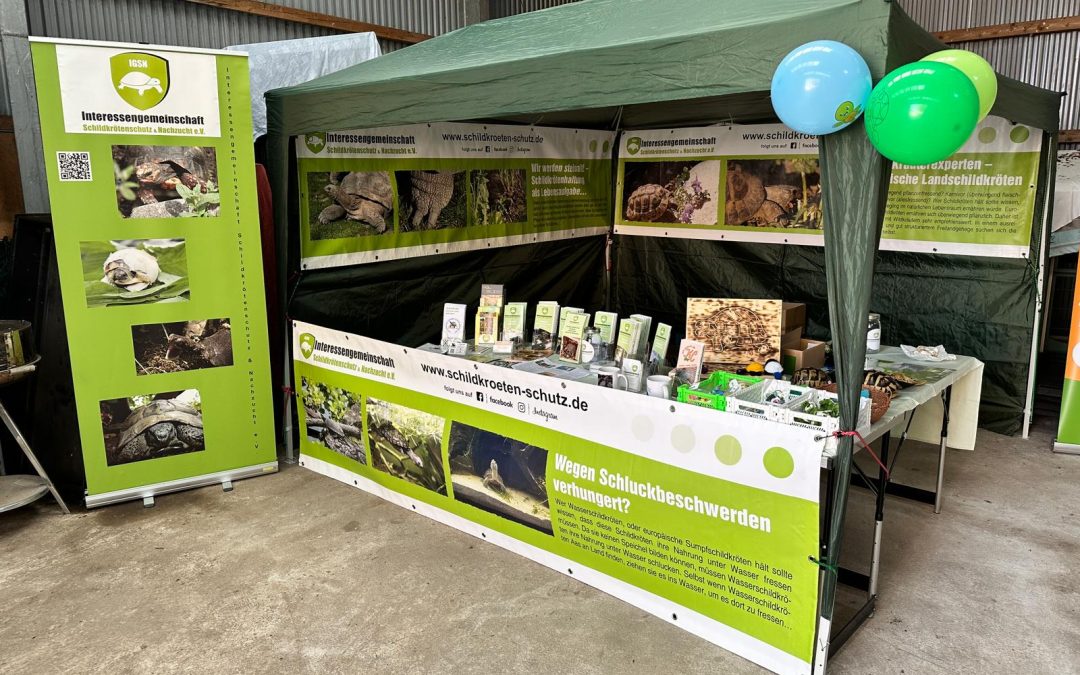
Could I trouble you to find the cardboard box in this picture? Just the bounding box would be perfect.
[782,302,806,331]
[782,326,803,350]
[782,339,826,372]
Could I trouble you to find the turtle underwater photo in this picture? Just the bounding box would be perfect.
[447,422,552,534]
[100,390,204,466]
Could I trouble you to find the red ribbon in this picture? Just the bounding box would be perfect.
[834,430,890,479]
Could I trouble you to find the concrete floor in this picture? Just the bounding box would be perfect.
[2,418,1079,674]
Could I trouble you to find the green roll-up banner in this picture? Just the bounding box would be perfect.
[30,38,277,506]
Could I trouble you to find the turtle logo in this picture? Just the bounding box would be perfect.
[833,100,863,128]
[305,133,327,154]
[298,333,316,359]
[626,136,642,155]
[110,52,170,110]
[867,90,890,129]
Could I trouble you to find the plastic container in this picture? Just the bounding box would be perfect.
[676,370,763,411]
[728,380,811,422]
[786,388,871,436]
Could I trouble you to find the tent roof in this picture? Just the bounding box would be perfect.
[267,0,1059,136]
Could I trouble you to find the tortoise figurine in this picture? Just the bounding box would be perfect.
[115,399,204,463]
[792,367,833,389]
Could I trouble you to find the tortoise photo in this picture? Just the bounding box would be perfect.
[318,171,394,233]
[725,164,767,225]
[114,145,218,217]
[625,183,672,222]
[103,397,205,466]
[102,248,160,291]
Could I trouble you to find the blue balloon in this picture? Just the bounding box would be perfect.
[771,40,873,136]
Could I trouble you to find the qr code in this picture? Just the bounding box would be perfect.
[57,151,92,181]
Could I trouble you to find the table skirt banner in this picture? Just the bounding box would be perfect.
[614,117,1040,258]
[293,321,825,675]
[295,123,613,268]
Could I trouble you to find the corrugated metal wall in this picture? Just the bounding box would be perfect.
[25,0,474,54]
[491,0,578,19]
[900,0,1080,131]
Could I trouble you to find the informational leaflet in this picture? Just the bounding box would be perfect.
[296,123,614,268]
[293,320,825,675]
[614,119,1041,258]
[31,38,276,505]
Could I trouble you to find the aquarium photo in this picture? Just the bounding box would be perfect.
[448,422,552,534]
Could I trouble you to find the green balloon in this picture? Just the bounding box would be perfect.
[921,49,998,121]
[865,62,979,166]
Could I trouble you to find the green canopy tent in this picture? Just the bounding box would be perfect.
[266,0,1060,666]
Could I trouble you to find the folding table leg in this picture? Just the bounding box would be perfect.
[869,430,889,597]
[0,401,70,514]
[934,387,951,514]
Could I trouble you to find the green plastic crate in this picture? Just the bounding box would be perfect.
[676,370,764,411]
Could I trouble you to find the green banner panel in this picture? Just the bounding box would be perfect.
[295,123,613,268]
[615,119,1041,260]
[31,38,276,503]
[293,320,825,674]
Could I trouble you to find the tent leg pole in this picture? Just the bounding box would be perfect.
[283,325,296,465]
[1023,134,1055,439]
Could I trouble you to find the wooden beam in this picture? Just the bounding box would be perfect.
[1059,130,1080,144]
[934,15,1080,43]
[182,0,431,44]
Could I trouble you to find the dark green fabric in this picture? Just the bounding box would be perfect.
[265,0,893,135]
[289,237,606,346]
[818,122,891,620]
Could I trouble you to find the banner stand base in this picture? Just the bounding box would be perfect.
[1052,440,1080,456]
[85,461,278,509]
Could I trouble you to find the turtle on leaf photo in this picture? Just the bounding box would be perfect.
[99,390,204,466]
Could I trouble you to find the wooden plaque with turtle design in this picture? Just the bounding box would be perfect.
[685,298,782,369]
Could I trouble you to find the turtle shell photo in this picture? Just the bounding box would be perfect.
[621,160,717,225]
[99,390,204,466]
[723,158,821,229]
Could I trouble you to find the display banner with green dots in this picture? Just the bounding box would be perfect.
[293,321,824,675]
[614,117,1041,259]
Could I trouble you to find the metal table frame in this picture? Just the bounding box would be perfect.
[821,384,952,655]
